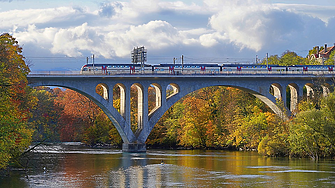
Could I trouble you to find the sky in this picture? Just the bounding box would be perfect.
[1,0,335,71]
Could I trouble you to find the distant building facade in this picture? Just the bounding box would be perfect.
[309,44,335,64]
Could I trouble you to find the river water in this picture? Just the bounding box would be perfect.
[1,142,335,187]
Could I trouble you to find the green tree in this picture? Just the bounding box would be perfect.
[262,54,280,65]
[289,92,335,159]
[280,51,306,65]
[82,111,116,146]
[325,50,335,65]
[308,46,319,56]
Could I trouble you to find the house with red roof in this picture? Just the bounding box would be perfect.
[309,44,335,64]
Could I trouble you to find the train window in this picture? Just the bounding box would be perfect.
[125,66,129,68]
[113,66,116,68]
[108,66,112,68]
[196,66,200,68]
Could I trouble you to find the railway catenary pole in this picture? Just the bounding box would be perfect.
[92,54,95,74]
[181,55,184,72]
[266,53,269,70]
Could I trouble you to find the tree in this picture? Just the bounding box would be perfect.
[325,50,335,65]
[55,89,98,141]
[0,33,35,169]
[53,88,121,145]
[289,92,335,159]
[262,54,280,65]
[280,51,306,65]
[29,87,62,142]
[178,96,210,148]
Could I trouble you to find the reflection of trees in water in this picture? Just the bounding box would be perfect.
[19,143,65,174]
[107,162,224,187]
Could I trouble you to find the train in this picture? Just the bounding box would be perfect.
[80,63,335,75]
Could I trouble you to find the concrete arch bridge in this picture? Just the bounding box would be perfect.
[27,73,334,152]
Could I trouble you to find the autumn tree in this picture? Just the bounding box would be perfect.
[0,33,36,169]
[54,88,121,145]
[54,89,100,141]
[29,87,62,142]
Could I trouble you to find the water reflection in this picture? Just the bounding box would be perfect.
[1,143,335,187]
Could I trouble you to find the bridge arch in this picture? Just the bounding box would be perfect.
[29,83,135,145]
[270,83,283,100]
[322,83,332,97]
[287,83,299,113]
[234,86,287,120]
[304,83,314,98]
[114,83,126,118]
[148,83,162,117]
[96,83,109,100]
[132,83,144,136]
[142,83,289,145]
[166,83,179,99]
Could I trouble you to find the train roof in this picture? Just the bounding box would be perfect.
[83,63,151,67]
[221,64,268,67]
[156,63,220,67]
[221,64,334,67]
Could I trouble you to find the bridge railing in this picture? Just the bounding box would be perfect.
[28,70,335,76]
[29,71,81,75]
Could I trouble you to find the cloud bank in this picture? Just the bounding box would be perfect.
[1,0,335,70]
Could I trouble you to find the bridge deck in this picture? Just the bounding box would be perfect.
[28,71,335,78]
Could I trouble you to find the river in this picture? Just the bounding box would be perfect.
[1,142,335,187]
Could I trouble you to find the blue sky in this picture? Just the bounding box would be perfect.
[1,0,335,71]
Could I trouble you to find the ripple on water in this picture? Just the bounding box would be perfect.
[261,169,335,173]
[246,166,291,170]
[101,163,273,187]
[246,165,335,175]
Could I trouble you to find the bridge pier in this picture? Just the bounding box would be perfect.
[122,143,146,153]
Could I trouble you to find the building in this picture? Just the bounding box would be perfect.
[309,43,335,64]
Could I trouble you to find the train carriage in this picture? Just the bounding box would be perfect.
[80,64,152,74]
[221,64,269,73]
[153,63,220,74]
[80,62,334,75]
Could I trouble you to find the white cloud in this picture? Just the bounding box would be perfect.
[206,0,335,54]
[14,20,196,59]
[0,7,87,30]
[274,3,335,23]
[2,0,335,71]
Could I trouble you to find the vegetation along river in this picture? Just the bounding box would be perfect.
[0,142,335,187]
